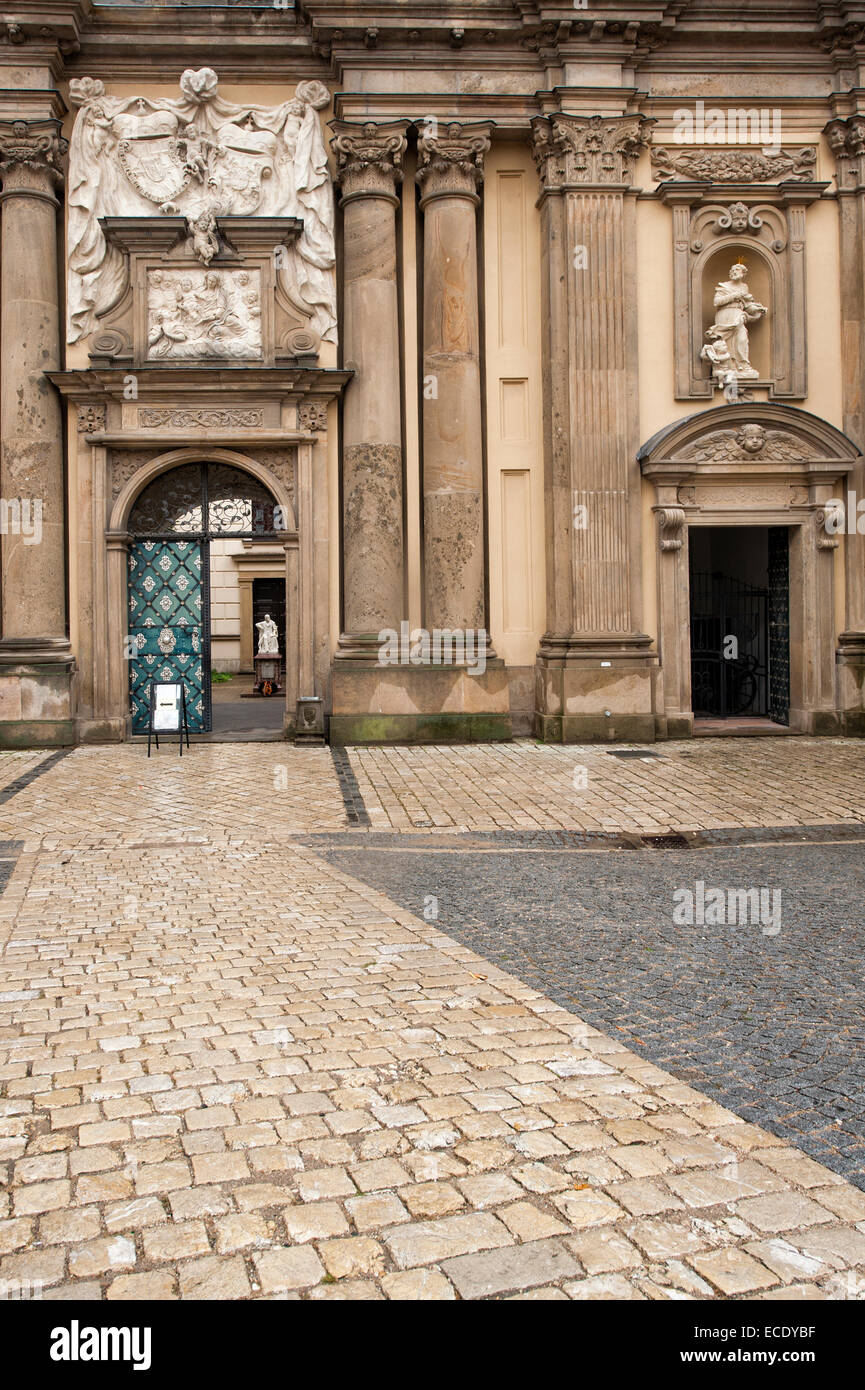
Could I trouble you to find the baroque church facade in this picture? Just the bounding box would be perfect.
[1,0,865,745]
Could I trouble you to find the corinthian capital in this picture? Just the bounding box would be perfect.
[532,113,654,191]
[824,115,865,191]
[0,119,67,198]
[416,121,493,202]
[330,119,409,201]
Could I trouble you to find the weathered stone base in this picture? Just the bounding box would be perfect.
[789,708,845,736]
[534,641,659,744]
[0,719,75,747]
[0,654,76,748]
[330,711,512,744]
[657,713,694,739]
[331,661,512,744]
[836,637,865,736]
[77,718,128,744]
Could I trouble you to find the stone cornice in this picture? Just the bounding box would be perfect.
[329,118,409,201]
[416,120,493,202]
[48,366,354,402]
[531,112,654,191]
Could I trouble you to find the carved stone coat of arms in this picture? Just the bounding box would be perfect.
[66,68,336,349]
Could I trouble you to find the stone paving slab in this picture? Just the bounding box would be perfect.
[1,809,864,1300]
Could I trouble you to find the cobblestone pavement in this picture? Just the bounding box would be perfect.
[0,740,864,1300]
[349,739,865,833]
[1,737,864,846]
[308,836,865,1186]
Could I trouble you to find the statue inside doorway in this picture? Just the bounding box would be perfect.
[256,613,279,654]
[702,260,767,384]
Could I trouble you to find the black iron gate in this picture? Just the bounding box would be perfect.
[767,527,790,725]
[690,571,769,718]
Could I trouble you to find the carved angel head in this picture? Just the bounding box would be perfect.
[735,424,766,454]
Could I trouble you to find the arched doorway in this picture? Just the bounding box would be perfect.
[127,461,285,733]
[639,403,863,736]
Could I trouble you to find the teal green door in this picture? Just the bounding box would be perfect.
[128,540,210,732]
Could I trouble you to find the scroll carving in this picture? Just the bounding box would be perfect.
[657,507,686,552]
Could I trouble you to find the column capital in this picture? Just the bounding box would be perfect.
[531,113,654,194]
[824,115,865,191]
[416,121,493,205]
[329,119,410,204]
[0,118,66,199]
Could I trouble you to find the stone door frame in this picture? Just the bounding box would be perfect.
[108,445,306,740]
[640,403,862,737]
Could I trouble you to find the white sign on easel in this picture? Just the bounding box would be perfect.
[147,681,190,756]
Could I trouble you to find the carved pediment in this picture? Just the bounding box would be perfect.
[675,426,817,464]
[639,405,862,476]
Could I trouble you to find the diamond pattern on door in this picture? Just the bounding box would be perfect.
[128,540,210,732]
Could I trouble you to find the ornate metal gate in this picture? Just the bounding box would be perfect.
[127,461,283,734]
[128,540,209,733]
[767,527,790,725]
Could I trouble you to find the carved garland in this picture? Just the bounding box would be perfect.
[650,146,817,184]
[138,408,264,429]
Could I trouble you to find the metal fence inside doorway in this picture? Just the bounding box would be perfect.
[690,571,769,718]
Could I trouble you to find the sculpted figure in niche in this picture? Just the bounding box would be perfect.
[703,261,767,382]
[256,614,279,655]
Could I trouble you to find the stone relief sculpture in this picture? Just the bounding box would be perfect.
[66,69,335,346]
[146,268,261,360]
[650,145,817,183]
[256,614,279,655]
[701,261,767,384]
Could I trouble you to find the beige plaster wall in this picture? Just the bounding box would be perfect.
[209,538,242,670]
[482,142,545,667]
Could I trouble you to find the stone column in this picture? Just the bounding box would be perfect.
[416,122,493,641]
[824,114,865,734]
[531,112,657,742]
[0,117,74,743]
[330,120,409,658]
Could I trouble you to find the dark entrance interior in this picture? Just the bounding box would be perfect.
[689,526,790,724]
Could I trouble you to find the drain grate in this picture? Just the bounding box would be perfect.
[609,750,662,760]
[641,833,690,849]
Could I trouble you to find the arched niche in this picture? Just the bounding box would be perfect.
[699,244,775,383]
[656,175,827,402]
